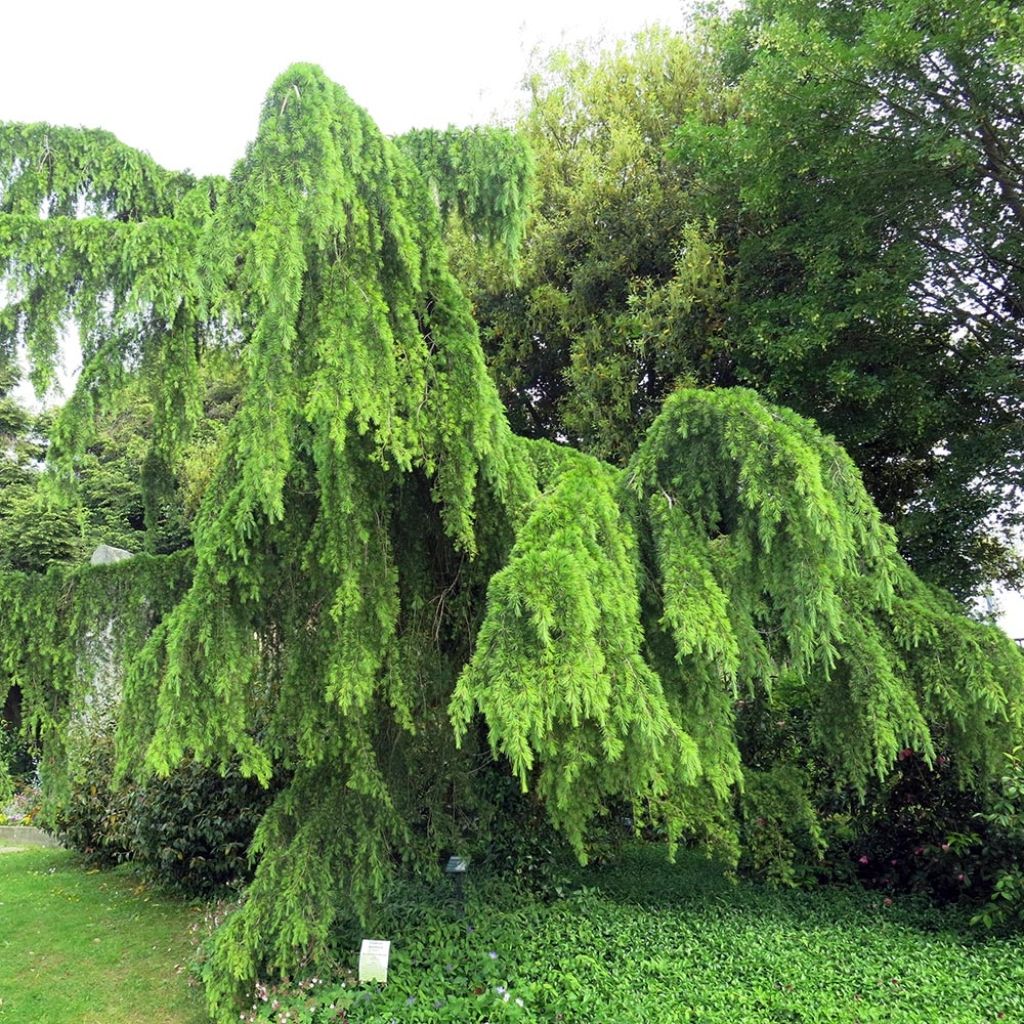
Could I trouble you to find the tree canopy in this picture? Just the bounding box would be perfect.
[464,29,730,458]
[467,10,1024,598]
[678,0,1024,597]
[0,63,1022,1021]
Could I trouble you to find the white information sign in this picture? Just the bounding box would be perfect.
[358,939,391,984]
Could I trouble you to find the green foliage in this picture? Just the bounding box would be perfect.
[452,445,702,861]
[739,766,826,887]
[53,732,135,864]
[129,757,273,895]
[0,552,194,802]
[0,374,83,573]
[4,64,539,1018]
[452,756,586,895]
[466,29,731,457]
[0,490,81,571]
[973,748,1024,929]
[735,716,1024,917]
[53,729,273,894]
[1,63,1022,1023]
[0,718,18,806]
[395,127,534,260]
[467,13,1024,596]
[219,846,1024,1024]
[831,752,985,898]
[673,0,1024,595]
[0,365,206,575]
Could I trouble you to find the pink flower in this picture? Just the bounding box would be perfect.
[859,855,870,865]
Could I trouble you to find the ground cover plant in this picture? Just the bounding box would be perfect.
[216,845,1024,1024]
[0,846,205,1024]
[1,56,1023,1023]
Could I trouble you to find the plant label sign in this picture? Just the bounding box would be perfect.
[359,939,391,984]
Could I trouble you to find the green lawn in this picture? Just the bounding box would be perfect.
[0,846,206,1024]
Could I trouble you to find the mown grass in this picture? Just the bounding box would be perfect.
[0,846,206,1024]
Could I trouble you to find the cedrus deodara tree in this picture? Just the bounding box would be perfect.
[0,65,1021,1018]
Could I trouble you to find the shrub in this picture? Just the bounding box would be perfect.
[738,766,826,887]
[733,690,1024,917]
[0,720,15,808]
[833,749,981,902]
[53,733,273,894]
[0,717,35,808]
[464,769,585,897]
[130,758,273,895]
[53,733,135,863]
[2,775,43,826]
[972,747,1024,930]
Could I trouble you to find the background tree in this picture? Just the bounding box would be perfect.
[0,369,80,571]
[674,0,1024,597]
[463,28,733,459]
[0,65,1022,1023]
[468,11,1024,598]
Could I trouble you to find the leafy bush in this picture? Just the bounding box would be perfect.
[53,733,135,863]
[973,748,1024,930]
[734,694,832,887]
[464,769,587,897]
[0,716,35,805]
[734,690,1024,918]
[54,734,273,894]
[1,775,44,826]
[831,749,981,902]
[0,719,16,807]
[130,757,273,895]
[738,766,826,887]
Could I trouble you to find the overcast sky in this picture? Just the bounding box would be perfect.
[1,0,692,177]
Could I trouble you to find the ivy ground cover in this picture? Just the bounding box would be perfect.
[236,845,1024,1024]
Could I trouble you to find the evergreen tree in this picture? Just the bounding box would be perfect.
[0,369,80,571]
[0,65,1021,1020]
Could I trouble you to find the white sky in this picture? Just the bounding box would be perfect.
[3,0,1022,634]
[1,0,691,178]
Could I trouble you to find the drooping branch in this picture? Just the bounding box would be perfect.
[395,126,534,259]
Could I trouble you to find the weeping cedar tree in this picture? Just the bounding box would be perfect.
[0,65,1022,1018]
